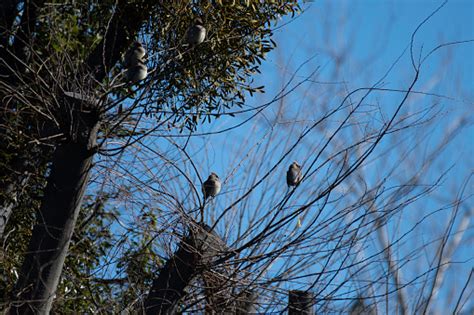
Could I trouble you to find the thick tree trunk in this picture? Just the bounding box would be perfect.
[144,224,229,315]
[9,107,99,314]
[2,1,151,312]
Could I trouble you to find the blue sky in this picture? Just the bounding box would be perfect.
[196,1,473,312]
[97,1,473,312]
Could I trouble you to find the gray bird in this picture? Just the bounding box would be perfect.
[201,172,221,222]
[124,41,146,68]
[202,172,221,200]
[185,18,206,46]
[126,61,148,83]
[287,162,302,187]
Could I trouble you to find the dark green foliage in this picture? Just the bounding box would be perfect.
[144,2,300,131]
[51,196,118,313]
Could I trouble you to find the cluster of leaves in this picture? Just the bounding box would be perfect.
[0,190,115,313]
[48,196,165,313]
[141,1,300,131]
[116,239,164,310]
[50,195,118,313]
[0,3,111,298]
[34,1,114,64]
[0,161,46,304]
[0,0,112,160]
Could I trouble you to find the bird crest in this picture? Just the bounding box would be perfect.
[290,161,301,169]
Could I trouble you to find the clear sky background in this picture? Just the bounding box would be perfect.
[101,1,473,312]
[196,1,473,312]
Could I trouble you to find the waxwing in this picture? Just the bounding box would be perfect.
[185,18,206,46]
[126,61,148,83]
[287,162,302,187]
[124,41,146,68]
[202,172,221,199]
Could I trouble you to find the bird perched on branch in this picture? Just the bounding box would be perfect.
[201,172,221,222]
[124,41,146,68]
[185,17,206,46]
[126,62,148,83]
[287,162,302,187]
[203,172,221,200]
[124,41,147,83]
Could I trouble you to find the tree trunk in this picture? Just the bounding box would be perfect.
[9,106,99,314]
[144,223,229,315]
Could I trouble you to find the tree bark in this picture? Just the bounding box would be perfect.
[9,105,99,314]
[144,224,229,315]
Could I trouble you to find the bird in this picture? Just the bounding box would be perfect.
[202,172,221,200]
[126,61,148,83]
[124,41,146,68]
[287,162,302,187]
[185,18,206,46]
[201,172,221,222]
